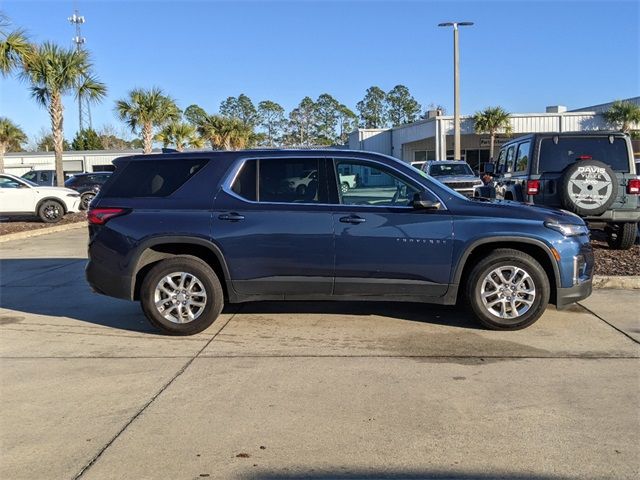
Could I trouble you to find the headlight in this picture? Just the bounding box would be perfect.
[544,222,589,236]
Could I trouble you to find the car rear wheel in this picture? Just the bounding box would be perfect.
[140,256,224,335]
[80,192,95,210]
[38,200,64,223]
[605,222,637,250]
[464,249,550,330]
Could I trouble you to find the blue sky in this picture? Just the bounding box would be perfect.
[1,0,639,140]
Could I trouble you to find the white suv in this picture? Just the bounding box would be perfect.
[0,173,81,223]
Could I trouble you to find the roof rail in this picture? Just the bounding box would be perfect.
[161,148,179,153]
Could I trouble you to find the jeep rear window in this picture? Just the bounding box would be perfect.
[101,159,207,198]
[538,137,629,173]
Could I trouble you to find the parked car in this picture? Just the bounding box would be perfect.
[421,160,483,197]
[411,160,426,171]
[64,172,112,210]
[282,169,318,196]
[86,149,593,335]
[21,169,78,186]
[0,173,81,222]
[479,131,640,250]
[336,165,357,193]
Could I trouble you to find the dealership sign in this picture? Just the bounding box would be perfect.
[480,137,510,147]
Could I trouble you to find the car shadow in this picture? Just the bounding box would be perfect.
[0,258,481,334]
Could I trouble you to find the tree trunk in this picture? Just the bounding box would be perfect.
[50,92,65,187]
[0,143,6,173]
[142,122,153,154]
[489,131,495,162]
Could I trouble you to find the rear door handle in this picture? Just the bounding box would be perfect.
[339,215,366,224]
[218,212,245,222]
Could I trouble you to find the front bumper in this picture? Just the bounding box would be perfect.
[555,279,592,309]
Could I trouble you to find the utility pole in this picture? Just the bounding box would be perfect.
[69,9,92,132]
[438,21,473,160]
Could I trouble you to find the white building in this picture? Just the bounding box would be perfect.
[348,97,639,170]
[3,149,154,177]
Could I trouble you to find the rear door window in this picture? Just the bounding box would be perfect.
[514,141,531,173]
[538,136,630,172]
[101,159,207,198]
[230,158,327,204]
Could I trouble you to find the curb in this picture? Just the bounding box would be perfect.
[593,275,640,290]
[0,221,86,244]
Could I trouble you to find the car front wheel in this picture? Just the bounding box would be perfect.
[464,249,550,330]
[38,200,64,223]
[140,256,224,335]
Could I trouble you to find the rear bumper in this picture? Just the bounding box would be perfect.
[584,210,640,222]
[85,259,134,300]
[555,279,592,309]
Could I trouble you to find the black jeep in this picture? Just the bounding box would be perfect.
[480,131,639,250]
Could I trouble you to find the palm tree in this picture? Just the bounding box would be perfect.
[155,122,204,151]
[473,106,512,161]
[196,114,251,150]
[22,42,106,186]
[0,117,27,172]
[0,14,33,76]
[116,87,181,154]
[603,100,640,133]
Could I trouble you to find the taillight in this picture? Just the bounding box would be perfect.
[88,208,128,225]
[526,180,540,195]
[627,179,640,195]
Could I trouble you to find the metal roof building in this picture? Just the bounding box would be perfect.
[348,97,639,170]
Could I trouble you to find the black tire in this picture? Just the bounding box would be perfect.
[559,160,618,216]
[80,192,95,210]
[606,222,637,250]
[296,184,306,196]
[341,182,349,193]
[38,200,64,223]
[140,256,224,335]
[464,248,550,330]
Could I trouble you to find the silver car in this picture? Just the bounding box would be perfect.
[421,160,483,197]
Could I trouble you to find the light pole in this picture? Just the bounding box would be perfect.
[438,21,473,160]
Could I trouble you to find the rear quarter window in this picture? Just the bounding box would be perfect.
[538,137,630,172]
[101,159,207,198]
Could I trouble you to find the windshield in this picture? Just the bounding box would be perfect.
[21,177,37,187]
[415,169,469,201]
[429,163,474,177]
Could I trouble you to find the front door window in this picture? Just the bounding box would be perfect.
[335,160,419,207]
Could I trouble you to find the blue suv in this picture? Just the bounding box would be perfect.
[86,150,593,335]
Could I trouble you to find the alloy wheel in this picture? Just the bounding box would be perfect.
[153,272,208,324]
[480,266,536,319]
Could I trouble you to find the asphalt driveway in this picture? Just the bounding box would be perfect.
[0,229,638,480]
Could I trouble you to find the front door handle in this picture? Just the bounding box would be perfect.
[218,212,245,222]
[339,215,366,224]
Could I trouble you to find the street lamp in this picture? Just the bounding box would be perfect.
[438,21,473,160]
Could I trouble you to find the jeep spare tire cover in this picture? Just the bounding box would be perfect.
[560,160,618,216]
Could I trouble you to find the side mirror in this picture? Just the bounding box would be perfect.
[482,162,495,174]
[413,192,441,210]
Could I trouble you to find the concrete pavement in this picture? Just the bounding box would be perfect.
[0,229,638,479]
